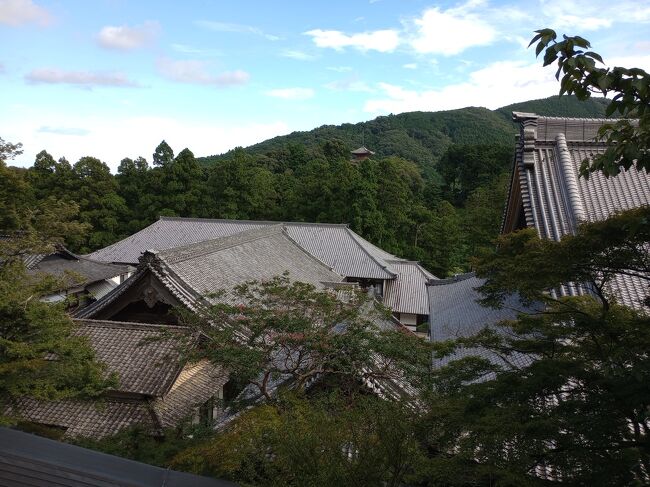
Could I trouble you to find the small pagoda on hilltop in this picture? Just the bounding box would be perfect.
[350,146,375,162]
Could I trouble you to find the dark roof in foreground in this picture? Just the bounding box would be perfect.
[0,427,235,487]
[504,113,650,309]
[428,273,538,371]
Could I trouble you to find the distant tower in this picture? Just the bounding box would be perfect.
[350,146,375,162]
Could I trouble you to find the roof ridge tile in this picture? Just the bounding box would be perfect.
[157,224,286,264]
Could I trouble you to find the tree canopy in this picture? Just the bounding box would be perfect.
[530,29,650,176]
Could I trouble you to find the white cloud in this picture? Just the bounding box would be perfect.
[0,0,49,26]
[97,21,160,50]
[6,115,290,172]
[157,58,249,87]
[0,62,5,73]
[25,68,139,88]
[171,43,221,56]
[304,28,399,52]
[327,66,352,72]
[38,126,90,136]
[604,54,650,72]
[407,2,496,56]
[364,60,560,114]
[265,87,314,100]
[195,20,279,40]
[281,49,316,61]
[325,77,373,92]
[403,63,417,70]
[541,0,650,31]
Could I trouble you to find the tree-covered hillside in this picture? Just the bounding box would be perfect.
[2,95,610,278]
[199,95,608,171]
[496,94,608,120]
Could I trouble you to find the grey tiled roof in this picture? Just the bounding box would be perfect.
[85,279,118,299]
[10,320,227,439]
[155,225,345,305]
[27,246,127,288]
[350,146,375,155]
[84,217,441,316]
[77,225,346,318]
[383,261,433,315]
[87,217,397,280]
[428,273,536,370]
[153,360,229,428]
[10,397,156,440]
[505,113,650,309]
[74,319,188,396]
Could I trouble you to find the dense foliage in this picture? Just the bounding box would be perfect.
[172,393,425,487]
[424,207,650,486]
[531,29,650,176]
[179,275,432,402]
[200,95,607,168]
[1,96,608,276]
[0,141,115,420]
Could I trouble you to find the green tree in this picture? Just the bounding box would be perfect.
[116,156,151,234]
[425,207,650,485]
[70,156,128,251]
[461,172,511,259]
[0,137,22,161]
[29,150,58,200]
[0,159,32,231]
[206,148,277,220]
[0,151,114,418]
[530,29,650,176]
[438,144,512,206]
[172,393,425,487]
[179,275,431,402]
[1,255,115,416]
[152,140,174,167]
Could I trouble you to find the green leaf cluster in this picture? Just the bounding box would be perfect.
[530,29,650,176]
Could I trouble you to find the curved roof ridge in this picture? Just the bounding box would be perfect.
[512,111,617,123]
[157,224,285,264]
[73,318,188,332]
[85,219,165,261]
[281,228,342,277]
[159,215,349,228]
[428,272,476,286]
[345,228,397,278]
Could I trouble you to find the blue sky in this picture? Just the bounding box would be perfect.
[2,0,650,171]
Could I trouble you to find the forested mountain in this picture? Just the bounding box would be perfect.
[199,95,608,171]
[2,95,609,278]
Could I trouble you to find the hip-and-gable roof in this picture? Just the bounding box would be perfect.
[502,112,650,309]
[87,217,397,280]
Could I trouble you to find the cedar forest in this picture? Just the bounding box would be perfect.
[1,95,607,277]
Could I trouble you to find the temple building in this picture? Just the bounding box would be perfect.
[24,244,129,306]
[350,146,375,162]
[86,218,433,332]
[427,112,650,362]
[9,319,227,439]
